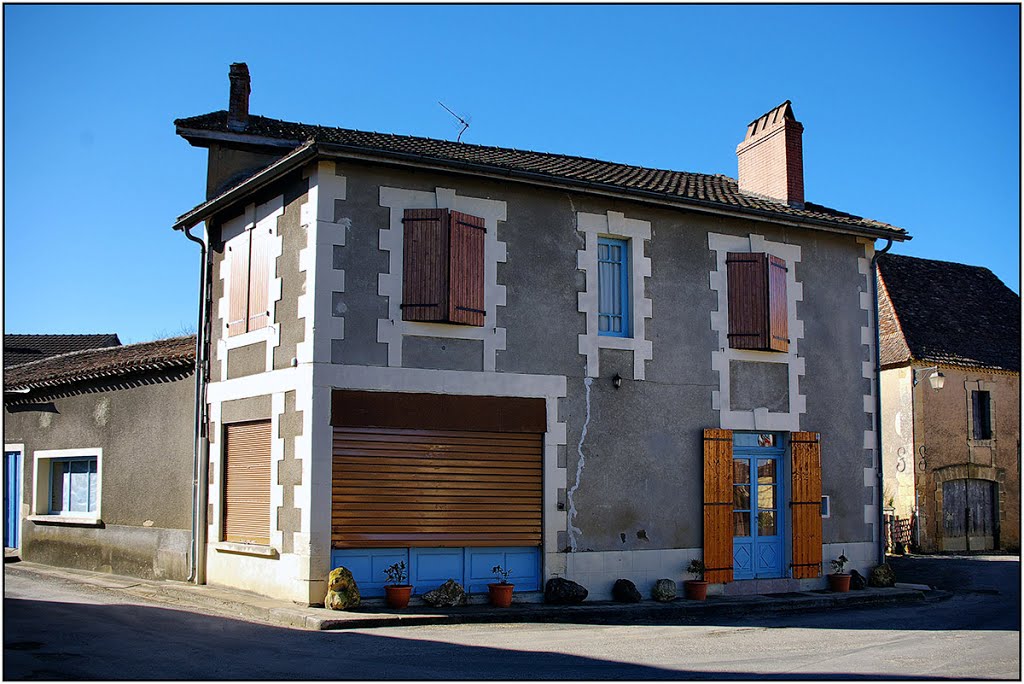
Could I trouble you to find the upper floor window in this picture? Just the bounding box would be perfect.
[402,208,485,326]
[972,390,992,440]
[226,221,272,337]
[726,252,788,352]
[598,237,630,337]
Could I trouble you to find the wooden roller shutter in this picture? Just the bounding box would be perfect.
[402,209,449,323]
[790,431,822,579]
[223,420,271,545]
[226,228,251,337]
[703,428,734,583]
[727,252,788,352]
[332,427,542,548]
[247,223,272,332]
[448,210,486,326]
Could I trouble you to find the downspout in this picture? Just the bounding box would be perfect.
[871,238,893,566]
[181,223,210,584]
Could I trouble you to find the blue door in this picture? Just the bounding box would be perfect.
[4,450,20,549]
[732,434,784,579]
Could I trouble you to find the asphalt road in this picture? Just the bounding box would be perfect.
[3,556,1019,680]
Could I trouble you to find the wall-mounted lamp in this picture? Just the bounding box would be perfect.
[612,373,623,389]
[912,366,945,390]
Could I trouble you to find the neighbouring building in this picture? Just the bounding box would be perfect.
[878,254,1020,553]
[169,63,911,604]
[4,333,121,368]
[3,336,197,578]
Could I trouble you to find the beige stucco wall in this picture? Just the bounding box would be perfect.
[881,366,916,519]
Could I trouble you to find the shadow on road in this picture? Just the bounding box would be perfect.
[3,597,969,680]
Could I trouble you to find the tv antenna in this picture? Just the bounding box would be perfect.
[438,101,470,142]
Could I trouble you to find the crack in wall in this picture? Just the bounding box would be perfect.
[566,375,593,552]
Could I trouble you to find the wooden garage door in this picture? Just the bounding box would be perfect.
[223,420,272,545]
[332,427,542,548]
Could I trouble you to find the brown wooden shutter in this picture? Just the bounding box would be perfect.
[790,431,822,579]
[703,428,734,583]
[223,420,272,545]
[247,224,272,332]
[767,255,788,352]
[402,209,449,322]
[727,252,788,352]
[448,211,486,326]
[332,427,542,548]
[226,228,251,337]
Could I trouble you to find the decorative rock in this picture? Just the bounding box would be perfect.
[651,578,677,602]
[849,569,867,590]
[544,577,589,605]
[612,578,642,603]
[324,566,360,610]
[421,579,467,607]
[869,563,896,588]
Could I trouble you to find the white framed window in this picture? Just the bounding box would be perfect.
[597,237,630,337]
[30,448,103,525]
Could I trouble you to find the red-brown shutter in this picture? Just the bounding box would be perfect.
[703,428,734,583]
[223,420,272,545]
[790,431,823,579]
[247,224,272,332]
[226,228,251,337]
[402,209,449,323]
[726,252,788,352]
[767,255,788,352]
[448,210,486,326]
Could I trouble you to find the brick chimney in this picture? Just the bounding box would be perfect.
[736,100,804,208]
[227,63,251,131]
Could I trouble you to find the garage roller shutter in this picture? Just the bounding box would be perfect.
[223,420,272,545]
[333,427,542,548]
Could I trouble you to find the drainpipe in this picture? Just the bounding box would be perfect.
[181,223,210,584]
[871,238,893,567]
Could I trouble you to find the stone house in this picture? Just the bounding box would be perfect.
[169,63,910,603]
[3,336,197,578]
[878,254,1020,552]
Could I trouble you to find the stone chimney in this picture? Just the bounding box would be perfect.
[736,100,804,208]
[227,63,251,131]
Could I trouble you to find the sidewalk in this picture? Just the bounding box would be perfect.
[5,559,949,632]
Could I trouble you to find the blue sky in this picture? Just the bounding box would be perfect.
[4,4,1019,343]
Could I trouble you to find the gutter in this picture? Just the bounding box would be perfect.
[181,223,210,585]
[870,239,894,566]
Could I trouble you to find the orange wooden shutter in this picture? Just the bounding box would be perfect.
[226,228,251,337]
[767,255,788,352]
[448,211,486,326]
[402,209,449,323]
[703,428,734,583]
[223,420,272,545]
[247,224,272,332]
[790,431,823,579]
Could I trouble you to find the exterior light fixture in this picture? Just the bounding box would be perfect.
[612,373,623,389]
[912,366,945,390]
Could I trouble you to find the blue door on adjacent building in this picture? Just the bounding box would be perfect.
[4,450,20,549]
[732,433,785,579]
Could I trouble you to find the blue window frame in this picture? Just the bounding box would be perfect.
[598,237,630,337]
[49,457,97,515]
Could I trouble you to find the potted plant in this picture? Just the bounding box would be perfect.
[828,553,851,593]
[383,561,413,609]
[684,559,708,601]
[488,564,515,608]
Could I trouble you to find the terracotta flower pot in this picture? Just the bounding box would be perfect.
[385,584,413,609]
[488,582,515,607]
[684,580,708,601]
[828,573,851,593]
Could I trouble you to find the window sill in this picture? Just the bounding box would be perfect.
[28,514,103,527]
[222,325,275,352]
[213,541,279,559]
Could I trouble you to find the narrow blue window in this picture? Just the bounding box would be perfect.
[50,457,97,515]
[597,237,630,337]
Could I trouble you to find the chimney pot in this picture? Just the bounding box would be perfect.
[736,100,804,208]
[227,62,251,131]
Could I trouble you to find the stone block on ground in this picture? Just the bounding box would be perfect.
[612,578,642,603]
[651,578,677,602]
[544,577,588,605]
[324,566,360,610]
[849,569,867,590]
[421,579,467,607]
[869,563,896,588]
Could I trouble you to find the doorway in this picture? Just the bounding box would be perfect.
[4,449,21,549]
[732,433,785,579]
[942,478,997,551]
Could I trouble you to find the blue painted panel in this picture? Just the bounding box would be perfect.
[331,548,407,597]
[466,547,540,594]
[410,547,464,588]
[4,452,19,548]
[732,433,786,580]
[733,539,754,580]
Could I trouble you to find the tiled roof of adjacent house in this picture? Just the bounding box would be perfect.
[4,335,196,393]
[175,110,907,239]
[4,333,121,368]
[877,254,1020,372]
